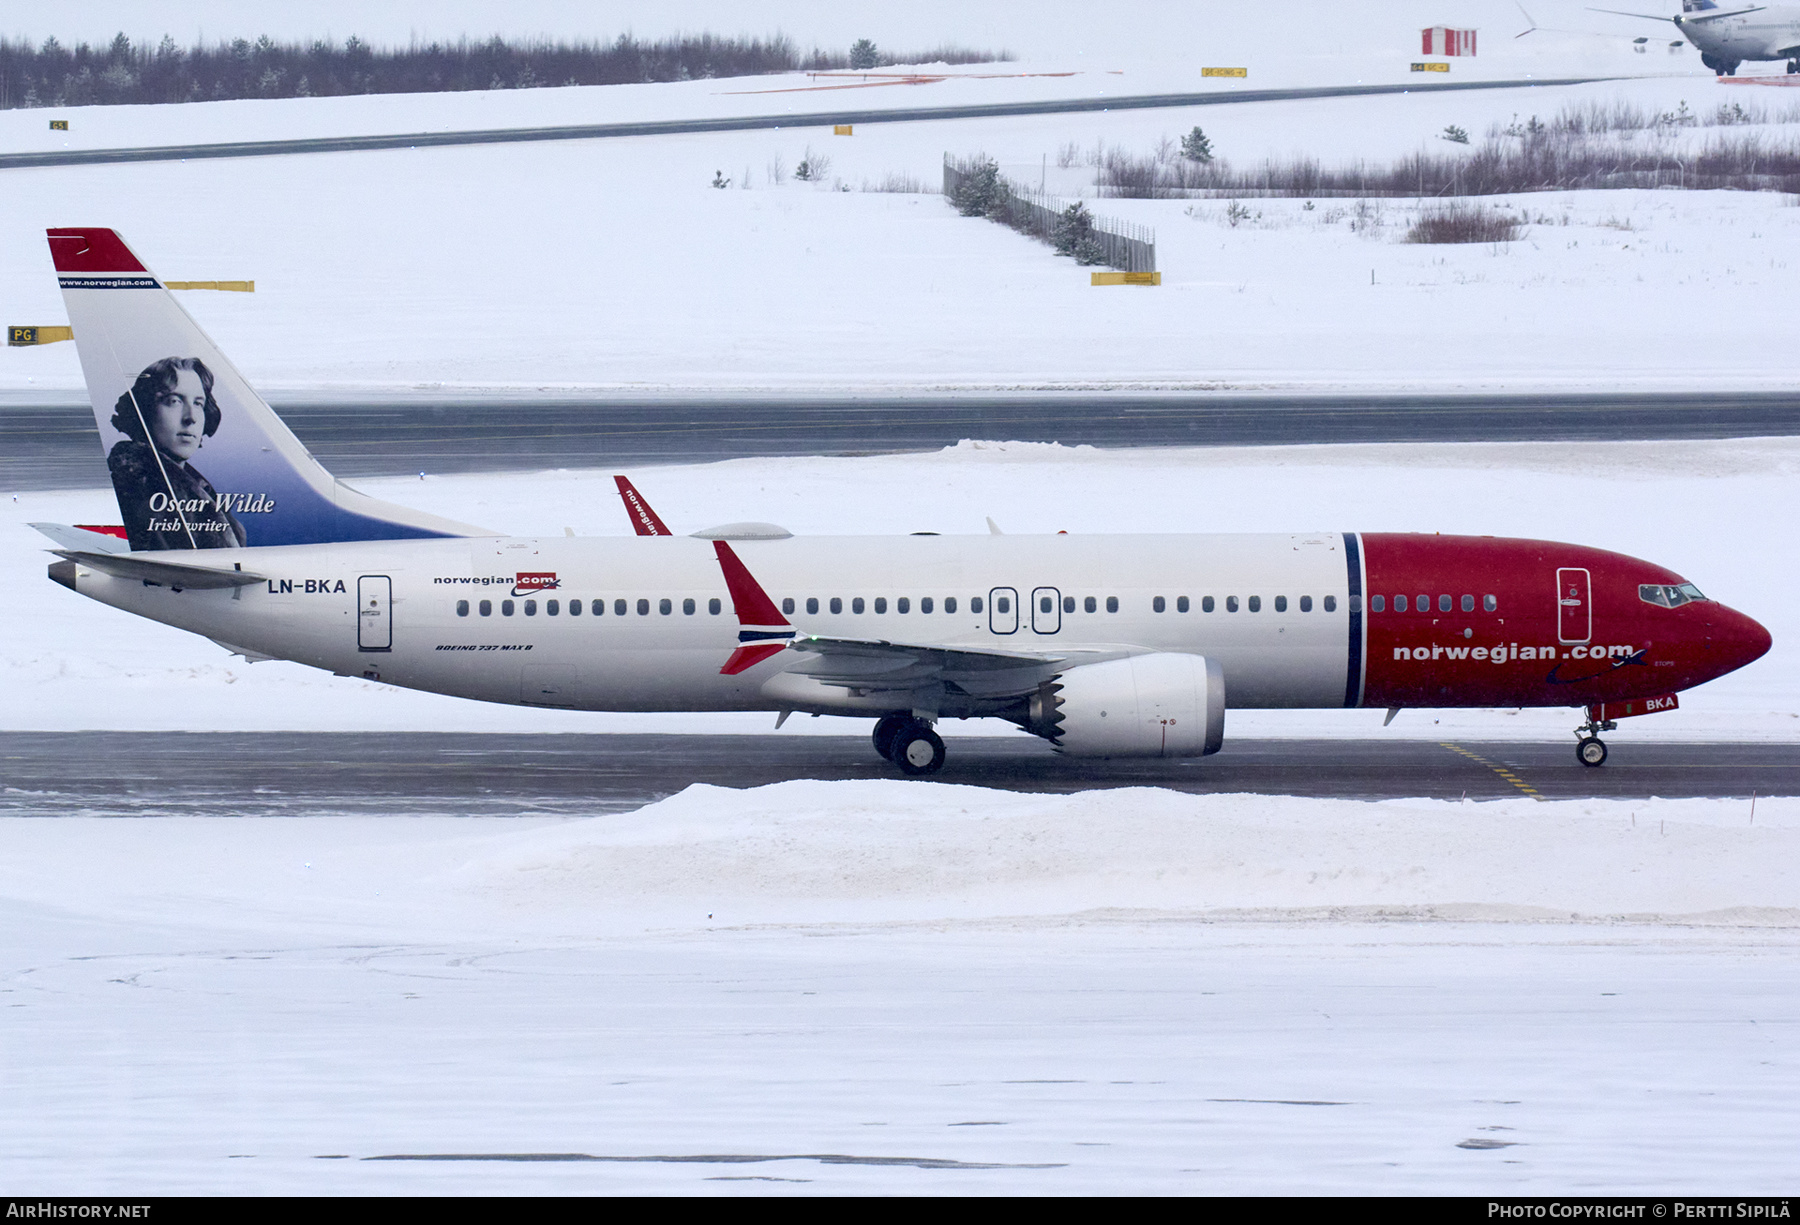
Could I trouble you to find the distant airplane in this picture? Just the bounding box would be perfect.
[1592,1,1800,75]
[33,228,1772,772]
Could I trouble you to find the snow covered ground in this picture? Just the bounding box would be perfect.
[3,783,1797,1194]
[5,436,1792,740]
[5,16,1800,394]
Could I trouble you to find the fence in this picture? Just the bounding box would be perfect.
[943,154,1156,273]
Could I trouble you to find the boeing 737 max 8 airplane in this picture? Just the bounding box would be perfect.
[33,229,1771,773]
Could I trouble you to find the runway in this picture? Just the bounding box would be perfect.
[8,389,1800,489]
[2,732,1790,814]
[0,77,1609,171]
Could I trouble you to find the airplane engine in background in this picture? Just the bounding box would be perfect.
[1032,653,1226,758]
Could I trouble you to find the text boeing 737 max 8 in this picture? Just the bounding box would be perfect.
[35,228,1770,773]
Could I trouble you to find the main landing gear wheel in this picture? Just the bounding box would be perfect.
[893,723,947,776]
[1576,736,1609,767]
[872,713,911,761]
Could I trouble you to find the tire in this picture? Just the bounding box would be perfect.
[1577,737,1608,768]
[1701,53,1719,71]
[872,713,912,761]
[894,725,947,776]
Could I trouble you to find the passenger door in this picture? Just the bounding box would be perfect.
[357,575,392,652]
[1556,567,1591,644]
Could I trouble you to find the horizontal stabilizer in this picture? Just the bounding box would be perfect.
[53,549,266,589]
[30,522,131,554]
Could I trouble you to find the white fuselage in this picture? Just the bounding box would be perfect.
[73,532,1362,714]
[1678,7,1800,59]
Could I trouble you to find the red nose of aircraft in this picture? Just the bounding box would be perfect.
[1706,602,1773,680]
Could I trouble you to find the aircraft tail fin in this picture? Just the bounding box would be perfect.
[48,228,489,551]
[613,475,672,535]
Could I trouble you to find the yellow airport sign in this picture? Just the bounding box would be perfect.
[164,281,255,292]
[1201,67,1248,78]
[1091,271,1161,286]
[49,119,67,130]
[1411,62,1451,72]
[833,124,853,135]
[8,325,74,346]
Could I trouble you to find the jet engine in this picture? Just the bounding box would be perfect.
[1028,653,1225,758]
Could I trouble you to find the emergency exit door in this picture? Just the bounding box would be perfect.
[1556,567,1590,644]
[358,575,392,651]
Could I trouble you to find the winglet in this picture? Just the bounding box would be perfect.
[614,475,671,536]
[712,540,794,675]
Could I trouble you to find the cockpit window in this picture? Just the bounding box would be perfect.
[1639,582,1705,608]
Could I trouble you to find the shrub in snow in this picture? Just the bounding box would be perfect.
[1442,124,1470,145]
[793,146,831,182]
[1406,203,1522,244]
[710,170,730,189]
[950,157,1004,216]
[850,39,880,70]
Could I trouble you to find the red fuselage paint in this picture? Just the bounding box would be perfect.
[1357,534,1770,709]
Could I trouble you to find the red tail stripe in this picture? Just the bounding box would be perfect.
[46,228,146,274]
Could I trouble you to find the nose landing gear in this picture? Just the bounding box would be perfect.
[1574,711,1618,767]
[872,712,947,776]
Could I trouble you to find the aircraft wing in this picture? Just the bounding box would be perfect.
[51,549,267,589]
[782,634,1125,698]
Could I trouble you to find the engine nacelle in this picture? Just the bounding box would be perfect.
[1037,653,1225,758]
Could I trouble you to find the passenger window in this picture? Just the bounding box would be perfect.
[594,600,606,616]
[853,597,865,614]
[479,599,492,617]
[524,600,537,616]
[1248,596,1262,613]
[1106,596,1119,613]
[1348,595,1360,612]
[1084,596,1097,613]
[655,598,669,615]
[1324,595,1338,612]
[569,599,581,616]
[972,597,983,614]
[1177,596,1189,613]
[1063,596,1075,613]
[946,597,958,614]
[806,597,819,614]
[1302,595,1314,612]
[898,597,910,613]
[1202,596,1214,613]
[1461,594,1474,612]
[1484,594,1497,612]
[874,597,887,614]
[830,597,843,614]
[547,599,559,616]
[502,600,515,616]
[683,598,696,615]
[1226,596,1239,612]
[922,597,934,614]
[1153,596,1166,613]
[782,597,794,614]
[997,595,1011,614]
[1417,594,1429,611]
[456,600,469,617]
[1394,595,1407,612]
[1274,596,1287,613]
[710,598,722,615]
[1439,594,1452,612]
[636,599,649,616]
